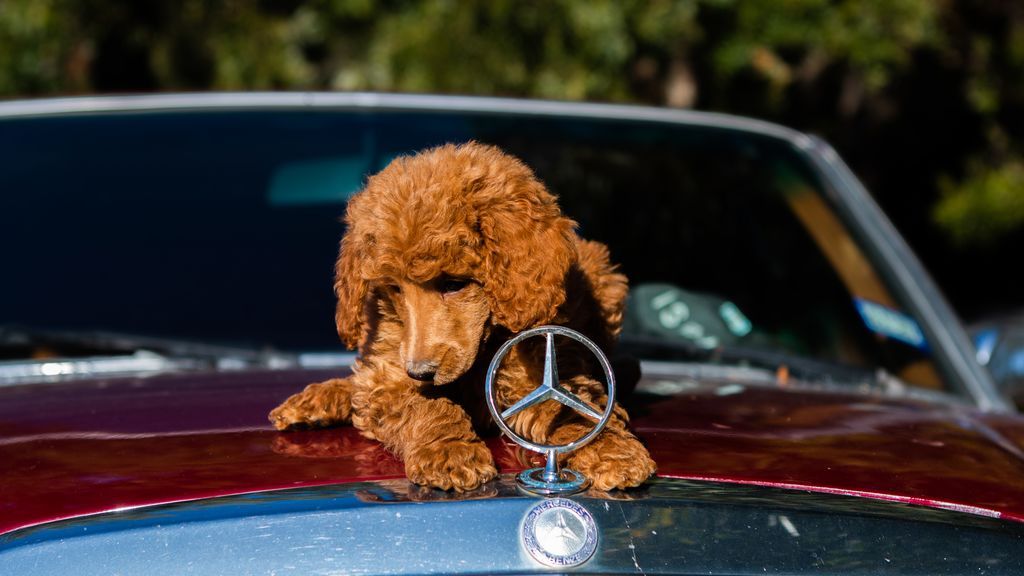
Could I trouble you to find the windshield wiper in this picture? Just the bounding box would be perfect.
[0,324,291,362]
[620,334,879,387]
[0,325,299,383]
[620,334,972,406]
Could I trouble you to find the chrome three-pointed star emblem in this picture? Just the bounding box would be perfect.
[484,325,616,495]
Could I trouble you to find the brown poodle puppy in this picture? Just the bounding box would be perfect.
[270,142,656,491]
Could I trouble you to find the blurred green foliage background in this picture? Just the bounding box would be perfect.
[1,0,1020,317]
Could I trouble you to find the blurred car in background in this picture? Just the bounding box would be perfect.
[972,311,1024,407]
[1,94,1023,574]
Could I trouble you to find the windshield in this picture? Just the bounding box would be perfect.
[0,109,948,393]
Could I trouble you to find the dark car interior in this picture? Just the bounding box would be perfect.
[0,110,945,390]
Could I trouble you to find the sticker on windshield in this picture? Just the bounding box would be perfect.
[853,299,928,350]
[718,301,752,337]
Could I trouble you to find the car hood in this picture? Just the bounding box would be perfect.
[2,366,1024,536]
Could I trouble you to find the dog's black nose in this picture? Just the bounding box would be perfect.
[406,360,438,382]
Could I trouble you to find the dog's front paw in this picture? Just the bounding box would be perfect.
[269,378,352,430]
[568,431,656,491]
[405,439,498,492]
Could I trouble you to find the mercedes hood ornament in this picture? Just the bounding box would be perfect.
[484,325,616,496]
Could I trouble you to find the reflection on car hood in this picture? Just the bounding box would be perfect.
[2,367,1024,536]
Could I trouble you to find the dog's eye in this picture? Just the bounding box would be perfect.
[439,278,469,294]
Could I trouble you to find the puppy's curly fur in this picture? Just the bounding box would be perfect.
[270,142,656,491]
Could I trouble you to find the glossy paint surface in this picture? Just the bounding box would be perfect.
[5,478,1024,575]
[3,367,1024,536]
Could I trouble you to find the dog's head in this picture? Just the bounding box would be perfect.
[333,142,577,384]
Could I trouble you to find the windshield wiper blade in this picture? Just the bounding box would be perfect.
[620,336,967,405]
[0,350,195,384]
[619,334,876,386]
[0,324,295,366]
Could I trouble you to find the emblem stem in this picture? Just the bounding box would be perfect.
[543,449,559,484]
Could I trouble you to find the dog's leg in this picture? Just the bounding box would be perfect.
[269,377,354,430]
[550,421,656,491]
[350,371,497,492]
[403,419,498,493]
[523,375,656,490]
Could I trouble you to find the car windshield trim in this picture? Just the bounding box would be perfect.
[0,92,809,146]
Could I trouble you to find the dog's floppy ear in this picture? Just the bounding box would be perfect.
[333,233,369,350]
[477,180,577,333]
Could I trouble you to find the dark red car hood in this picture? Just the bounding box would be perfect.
[3,367,1024,535]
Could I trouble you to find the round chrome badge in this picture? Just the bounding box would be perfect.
[521,498,598,567]
[484,325,616,495]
